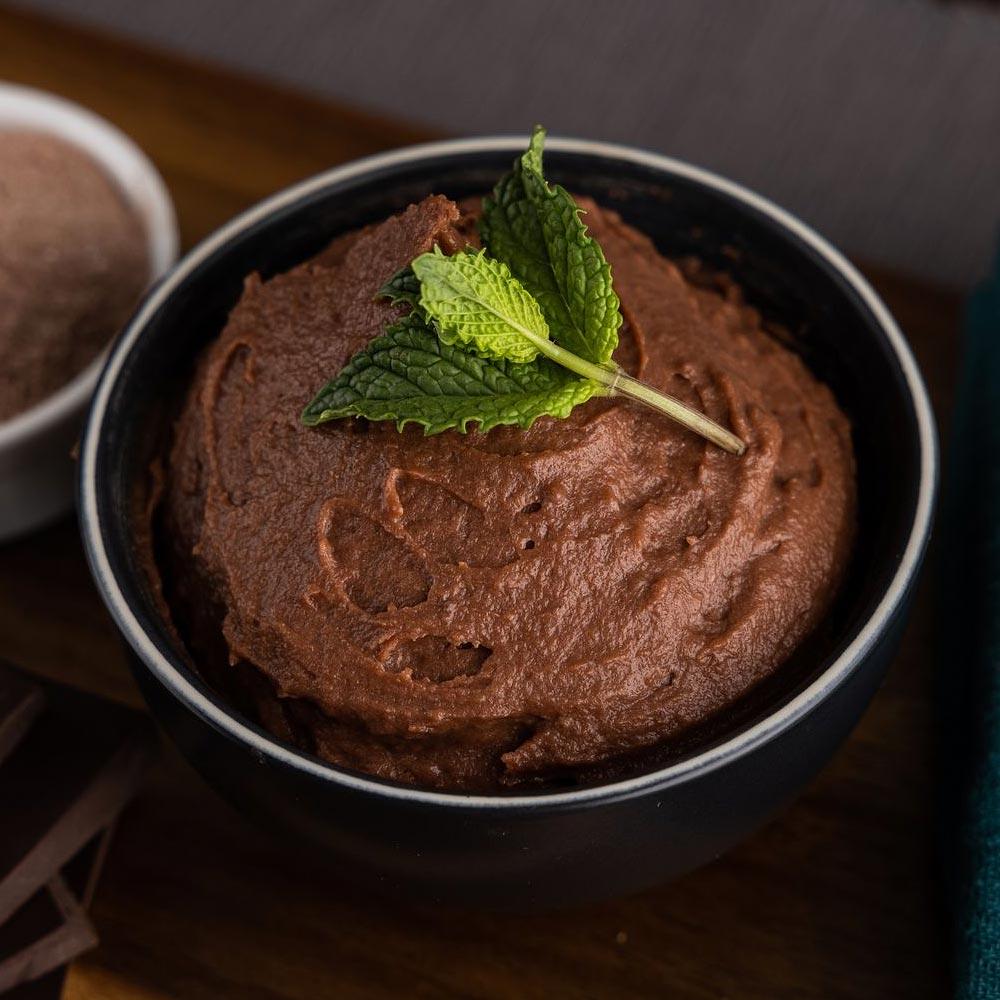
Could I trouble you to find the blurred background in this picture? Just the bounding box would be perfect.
[8,0,1000,289]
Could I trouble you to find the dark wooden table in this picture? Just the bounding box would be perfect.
[0,8,960,997]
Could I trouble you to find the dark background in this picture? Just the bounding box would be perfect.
[9,0,1000,288]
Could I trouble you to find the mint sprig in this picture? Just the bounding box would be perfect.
[301,313,599,434]
[303,127,746,455]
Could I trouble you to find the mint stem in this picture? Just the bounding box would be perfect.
[602,367,746,455]
[524,333,746,455]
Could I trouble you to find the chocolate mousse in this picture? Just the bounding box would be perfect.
[157,194,855,792]
[0,131,149,422]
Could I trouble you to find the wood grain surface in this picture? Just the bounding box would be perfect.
[0,8,959,998]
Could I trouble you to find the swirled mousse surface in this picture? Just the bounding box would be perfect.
[160,194,855,792]
[0,131,148,421]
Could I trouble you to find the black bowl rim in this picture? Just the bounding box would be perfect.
[78,135,938,810]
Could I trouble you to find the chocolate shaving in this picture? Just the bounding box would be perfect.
[0,662,156,994]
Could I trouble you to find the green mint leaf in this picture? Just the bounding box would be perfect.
[480,125,622,366]
[301,312,600,434]
[376,265,421,307]
[411,247,549,364]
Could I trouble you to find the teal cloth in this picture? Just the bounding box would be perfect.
[944,243,1000,999]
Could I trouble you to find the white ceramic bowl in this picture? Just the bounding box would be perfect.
[0,83,178,542]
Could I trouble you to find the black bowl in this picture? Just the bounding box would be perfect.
[78,137,936,907]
